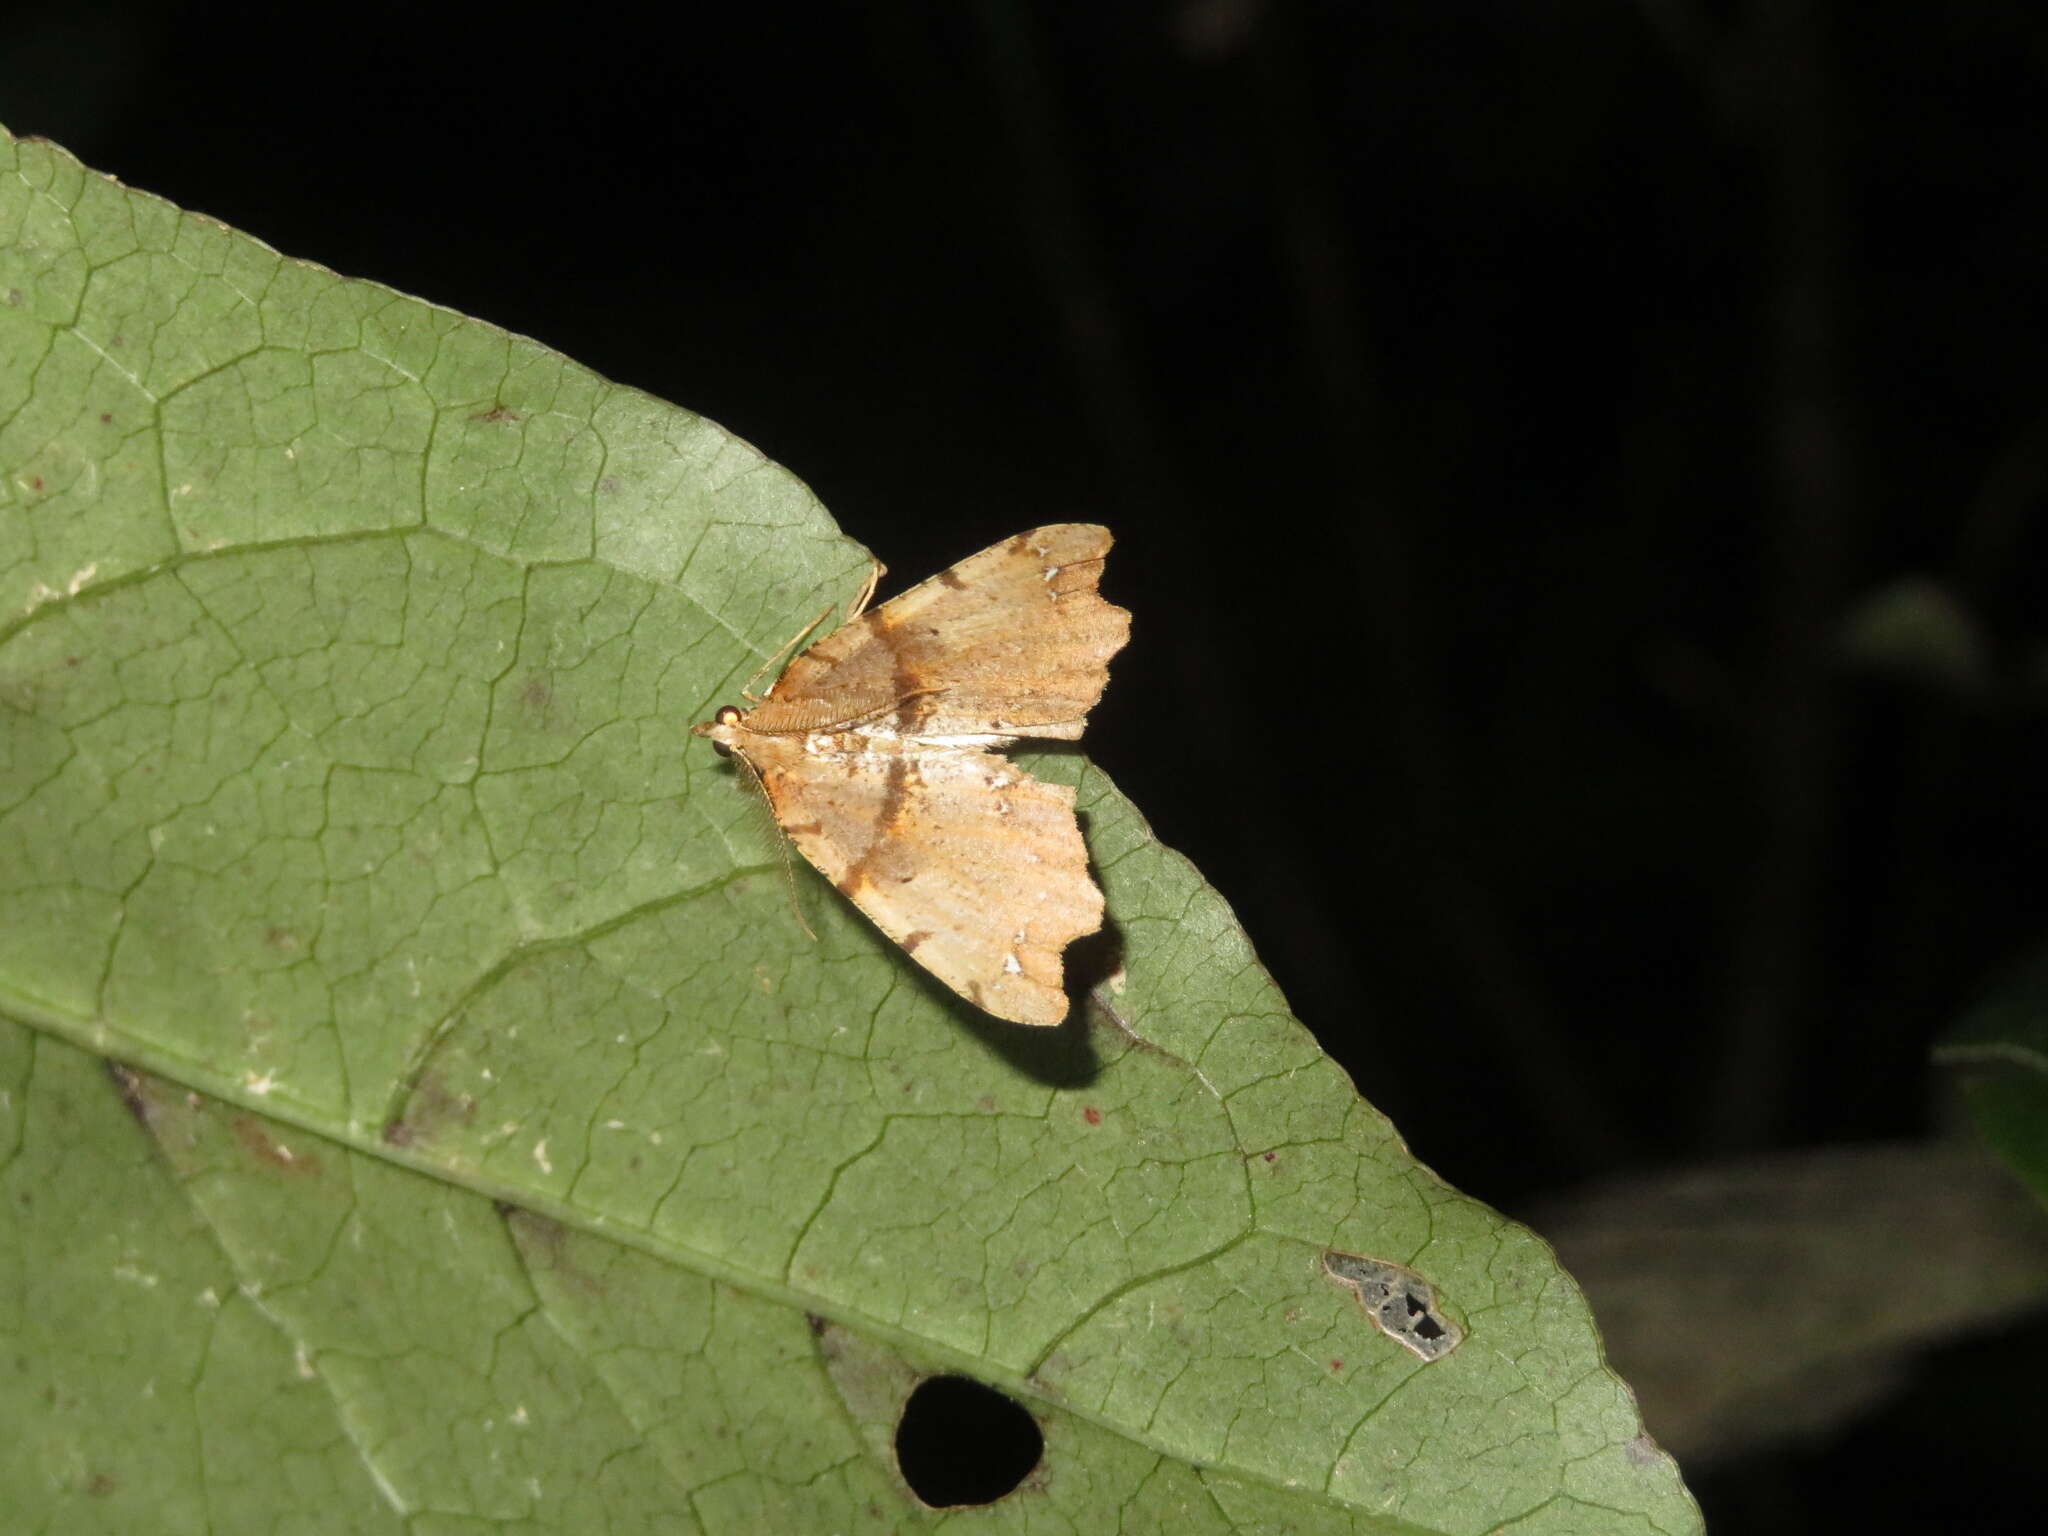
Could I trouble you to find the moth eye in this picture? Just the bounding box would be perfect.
[708,703,745,757]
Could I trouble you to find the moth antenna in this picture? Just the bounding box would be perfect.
[778,828,818,943]
[726,745,818,943]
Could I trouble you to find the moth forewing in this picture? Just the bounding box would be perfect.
[694,525,1129,1026]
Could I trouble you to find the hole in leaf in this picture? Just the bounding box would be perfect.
[895,1374,1042,1507]
[1323,1249,1464,1361]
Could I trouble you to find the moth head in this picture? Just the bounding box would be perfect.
[693,704,748,757]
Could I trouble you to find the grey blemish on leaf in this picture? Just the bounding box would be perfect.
[1323,1250,1463,1362]
[105,1061,151,1127]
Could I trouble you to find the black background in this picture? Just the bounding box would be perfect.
[11,2,2048,1530]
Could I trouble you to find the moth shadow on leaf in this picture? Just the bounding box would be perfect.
[947,796,1124,1089]
[936,918,1122,1091]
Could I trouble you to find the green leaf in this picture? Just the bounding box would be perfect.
[1938,945,2048,1203]
[0,124,1701,1533]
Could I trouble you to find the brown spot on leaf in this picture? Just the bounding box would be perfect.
[232,1115,316,1173]
[507,1209,567,1265]
[386,1072,475,1148]
[506,1209,606,1299]
[474,405,521,423]
[105,1062,150,1126]
[1623,1434,1663,1466]
[1082,1105,1102,1126]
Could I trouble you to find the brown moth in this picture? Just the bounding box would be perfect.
[692,525,1130,1026]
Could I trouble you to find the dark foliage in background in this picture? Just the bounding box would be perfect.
[10,2,2048,1530]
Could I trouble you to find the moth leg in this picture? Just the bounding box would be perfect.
[741,603,836,702]
[842,556,886,625]
[737,555,887,700]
